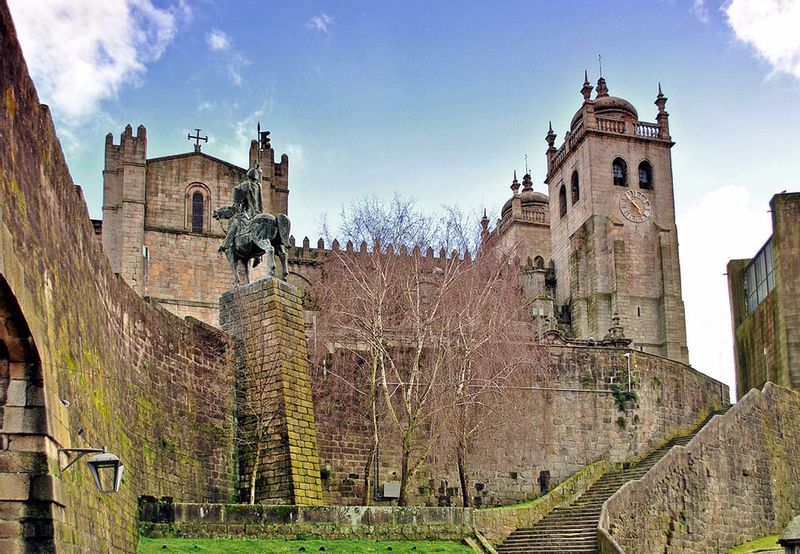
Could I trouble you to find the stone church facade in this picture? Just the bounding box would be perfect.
[99,76,689,363]
[101,125,289,324]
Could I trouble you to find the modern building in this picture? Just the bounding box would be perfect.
[727,192,800,399]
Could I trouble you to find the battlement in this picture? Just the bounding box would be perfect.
[104,123,147,169]
[285,235,477,265]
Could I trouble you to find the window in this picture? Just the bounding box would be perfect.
[745,239,775,313]
[612,158,628,187]
[638,161,653,189]
[571,171,580,204]
[559,185,567,218]
[534,256,545,270]
[191,191,204,233]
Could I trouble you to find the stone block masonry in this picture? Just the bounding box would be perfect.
[221,278,324,506]
[599,382,800,553]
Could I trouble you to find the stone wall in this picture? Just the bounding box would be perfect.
[0,4,237,552]
[599,382,800,553]
[221,279,324,506]
[314,345,728,507]
[139,500,472,542]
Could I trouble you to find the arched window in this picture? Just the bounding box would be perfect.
[571,171,580,204]
[612,157,628,187]
[638,161,653,190]
[559,185,568,218]
[533,256,545,270]
[191,191,204,233]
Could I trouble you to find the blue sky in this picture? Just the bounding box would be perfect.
[8,0,800,395]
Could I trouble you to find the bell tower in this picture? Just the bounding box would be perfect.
[544,74,688,363]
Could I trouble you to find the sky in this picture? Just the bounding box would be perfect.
[7,0,800,397]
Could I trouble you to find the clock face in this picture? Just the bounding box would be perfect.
[619,190,652,223]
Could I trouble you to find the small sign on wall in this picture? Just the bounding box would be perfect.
[383,481,401,499]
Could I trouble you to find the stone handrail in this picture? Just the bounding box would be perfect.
[635,121,661,138]
[596,118,626,134]
[549,116,665,176]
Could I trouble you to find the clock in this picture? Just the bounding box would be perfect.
[619,190,652,223]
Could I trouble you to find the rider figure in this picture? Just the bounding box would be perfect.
[219,163,262,253]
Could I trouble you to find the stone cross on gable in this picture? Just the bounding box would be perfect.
[188,128,208,153]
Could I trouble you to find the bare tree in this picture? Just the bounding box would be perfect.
[434,250,549,507]
[313,196,548,506]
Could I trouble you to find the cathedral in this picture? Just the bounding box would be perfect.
[99,73,689,364]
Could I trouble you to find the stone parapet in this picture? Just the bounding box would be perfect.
[221,278,324,506]
[599,382,800,553]
[139,500,471,541]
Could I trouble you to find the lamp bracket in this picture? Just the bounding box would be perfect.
[58,447,106,474]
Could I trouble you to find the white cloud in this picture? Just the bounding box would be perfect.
[206,28,231,51]
[197,100,216,112]
[677,185,772,396]
[203,28,249,86]
[690,0,710,23]
[8,0,189,123]
[724,0,800,80]
[307,13,334,33]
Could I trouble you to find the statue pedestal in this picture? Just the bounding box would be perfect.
[220,278,323,505]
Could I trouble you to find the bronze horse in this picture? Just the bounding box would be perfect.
[213,206,291,285]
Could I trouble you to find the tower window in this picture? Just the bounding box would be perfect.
[638,161,653,190]
[612,158,628,187]
[559,185,568,218]
[571,171,580,204]
[191,191,204,233]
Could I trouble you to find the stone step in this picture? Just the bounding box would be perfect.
[496,410,727,554]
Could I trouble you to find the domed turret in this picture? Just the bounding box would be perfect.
[570,77,638,132]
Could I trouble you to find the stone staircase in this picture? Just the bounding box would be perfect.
[496,411,726,554]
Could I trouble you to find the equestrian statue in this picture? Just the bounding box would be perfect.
[213,163,291,285]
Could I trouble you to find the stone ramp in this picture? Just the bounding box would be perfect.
[496,411,726,554]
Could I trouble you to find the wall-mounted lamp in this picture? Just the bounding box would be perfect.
[58,447,124,493]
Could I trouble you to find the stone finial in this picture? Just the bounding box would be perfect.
[511,171,521,195]
[603,312,632,347]
[331,239,340,251]
[480,208,490,231]
[655,82,668,113]
[346,240,354,252]
[317,237,325,250]
[595,77,609,98]
[522,172,533,192]
[545,122,557,150]
[581,70,593,101]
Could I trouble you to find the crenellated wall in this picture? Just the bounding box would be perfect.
[313,346,729,508]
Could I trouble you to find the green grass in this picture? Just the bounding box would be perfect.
[137,538,472,553]
[726,535,781,554]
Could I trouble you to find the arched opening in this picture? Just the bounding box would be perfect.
[185,183,211,233]
[0,276,54,552]
[612,157,628,187]
[559,185,568,218]
[533,256,545,270]
[638,161,653,190]
[571,171,580,204]
[192,192,204,233]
